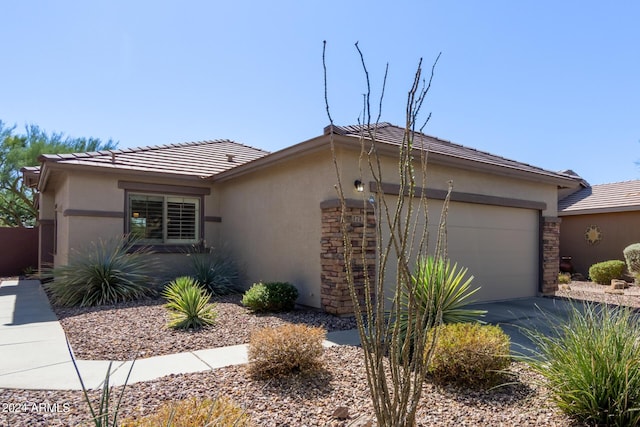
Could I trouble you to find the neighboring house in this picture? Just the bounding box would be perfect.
[559,179,640,277]
[23,123,580,314]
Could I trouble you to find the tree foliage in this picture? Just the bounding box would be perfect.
[0,120,117,227]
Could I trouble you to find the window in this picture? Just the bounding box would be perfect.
[128,194,200,244]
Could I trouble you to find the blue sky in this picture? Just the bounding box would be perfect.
[1,1,638,185]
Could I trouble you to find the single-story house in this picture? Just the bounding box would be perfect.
[23,123,581,314]
[559,179,640,276]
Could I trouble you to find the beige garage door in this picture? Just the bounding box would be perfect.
[380,198,539,303]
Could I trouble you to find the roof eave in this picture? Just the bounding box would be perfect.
[37,161,211,191]
[559,205,640,216]
[212,134,334,182]
[212,132,580,187]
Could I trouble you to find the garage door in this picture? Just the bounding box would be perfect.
[380,198,539,303]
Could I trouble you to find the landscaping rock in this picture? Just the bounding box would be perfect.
[332,406,350,419]
[605,288,625,295]
[347,415,374,427]
[611,279,628,289]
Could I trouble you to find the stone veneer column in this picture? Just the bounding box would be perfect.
[541,216,561,295]
[320,199,376,315]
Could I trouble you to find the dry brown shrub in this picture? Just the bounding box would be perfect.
[121,396,251,427]
[247,324,326,379]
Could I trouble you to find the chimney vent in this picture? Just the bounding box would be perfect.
[226,154,235,162]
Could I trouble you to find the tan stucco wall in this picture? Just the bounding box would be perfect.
[560,211,640,276]
[47,169,218,271]
[332,146,557,216]
[216,149,339,307]
[217,144,556,308]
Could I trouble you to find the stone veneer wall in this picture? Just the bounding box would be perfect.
[320,199,376,315]
[541,216,561,294]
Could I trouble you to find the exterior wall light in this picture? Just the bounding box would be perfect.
[354,180,364,192]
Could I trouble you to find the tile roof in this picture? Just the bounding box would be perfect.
[559,180,640,215]
[326,122,577,182]
[40,139,269,178]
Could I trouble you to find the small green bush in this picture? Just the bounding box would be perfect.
[588,260,625,285]
[121,396,251,427]
[162,276,216,329]
[247,324,325,379]
[427,322,511,388]
[242,281,298,312]
[525,303,640,426]
[623,243,640,278]
[46,235,155,307]
[558,272,571,284]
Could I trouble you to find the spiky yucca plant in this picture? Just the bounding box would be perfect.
[408,256,486,325]
[162,276,216,329]
[47,235,154,307]
[188,246,240,296]
[394,256,486,361]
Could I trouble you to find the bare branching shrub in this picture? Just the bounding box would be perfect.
[247,324,326,379]
[323,41,451,425]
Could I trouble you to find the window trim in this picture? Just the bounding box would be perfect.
[124,190,205,247]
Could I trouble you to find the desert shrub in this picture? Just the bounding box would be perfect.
[427,322,510,388]
[46,235,154,307]
[247,324,325,379]
[242,281,298,312]
[121,396,251,427]
[588,260,625,285]
[189,245,240,296]
[623,243,640,279]
[162,276,216,329]
[558,272,571,284]
[394,256,486,359]
[525,303,640,426]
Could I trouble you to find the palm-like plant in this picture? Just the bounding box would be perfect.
[410,256,485,325]
[47,235,154,307]
[394,256,486,359]
[162,276,216,330]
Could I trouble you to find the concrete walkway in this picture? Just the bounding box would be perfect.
[0,279,360,391]
[0,279,576,391]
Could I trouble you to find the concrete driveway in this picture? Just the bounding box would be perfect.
[470,296,584,357]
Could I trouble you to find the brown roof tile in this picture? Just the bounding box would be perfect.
[326,122,577,182]
[559,180,640,215]
[40,139,269,178]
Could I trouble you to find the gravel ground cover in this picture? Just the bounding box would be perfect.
[3,280,639,426]
[1,347,572,427]
[53,294,357,360]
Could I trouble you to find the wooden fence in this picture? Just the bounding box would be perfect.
[0,227,38,277]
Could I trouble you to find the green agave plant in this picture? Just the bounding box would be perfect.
[163,276,217,330]
[188,246,240,296]
[47,235,154,307]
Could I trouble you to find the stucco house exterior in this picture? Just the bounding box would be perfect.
[23,123,580,314]
[559,179,640,277]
